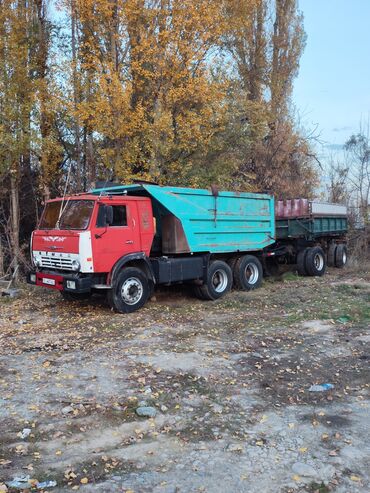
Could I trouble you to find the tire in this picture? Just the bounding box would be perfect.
[233,255,263,290]
[305,246,326,276]
[327,243,337,267]
[61,291,91,301]
[193,285,208,300]
[196,260,232,301]
[227,257,238,274]
[335,244,347,268]
[107,267,149,313]
[296,248,309,276]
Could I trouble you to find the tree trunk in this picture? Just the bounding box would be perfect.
[0,235,4,277]
[71,0,82,191]
[249,0,265,102]
[10,171,20,279]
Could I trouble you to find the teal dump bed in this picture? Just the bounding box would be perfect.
[92,184,275,254]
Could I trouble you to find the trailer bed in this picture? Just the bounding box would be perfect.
[275,199,348,240]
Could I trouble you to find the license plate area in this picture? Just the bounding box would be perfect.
[43,278,55,286]
[36,273,64,290]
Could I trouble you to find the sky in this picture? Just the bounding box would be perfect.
[293,0,370,156]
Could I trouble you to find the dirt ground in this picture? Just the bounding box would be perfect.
[0,264,369,493]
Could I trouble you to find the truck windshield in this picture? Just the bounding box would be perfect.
[39,200,94,230]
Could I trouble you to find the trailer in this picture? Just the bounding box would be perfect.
[27,185,348,313]
[267,199,348,276]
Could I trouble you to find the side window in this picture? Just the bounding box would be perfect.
[96,205,128,227]
[111,205,127,227]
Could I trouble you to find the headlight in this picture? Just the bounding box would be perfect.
[71,260,80,271]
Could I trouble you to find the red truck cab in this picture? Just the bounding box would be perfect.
[29,194,156,308]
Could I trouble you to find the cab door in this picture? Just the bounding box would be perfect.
[92,200,141,273]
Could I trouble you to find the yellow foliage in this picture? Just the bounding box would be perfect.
[65,0,230,184]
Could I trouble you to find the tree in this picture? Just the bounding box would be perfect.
[270,0,305,120]
[0,0,36,276]
[67,0,228,185]
[0,0,319,276]
[222,0,315,196]
[344,132,370,226]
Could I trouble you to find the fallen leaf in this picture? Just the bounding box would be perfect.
[350,475,361,482]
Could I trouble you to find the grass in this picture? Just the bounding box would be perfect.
[308,482,330,493]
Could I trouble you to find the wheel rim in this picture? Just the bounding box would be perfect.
[120,277,143,305]
[245,263,259,284]
[314,253,324,271]
[342,251,347,264]
[211,269,228,293]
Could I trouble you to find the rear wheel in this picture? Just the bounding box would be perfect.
[227,257,238,275]
[305,246,326,276]
[233,255,263,290]
[296,248,309,276]
[194,260,232,301]
[108,267,149,313]
[327,243,337,267]
[335,244,347,268]
[193,285,207,300]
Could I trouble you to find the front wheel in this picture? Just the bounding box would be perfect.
[108,267,149,313]
[194,260,232,301]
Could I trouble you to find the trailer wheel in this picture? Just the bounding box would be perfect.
[327,243,337,267]
[296,248,309,276]
[108,267,149,313]
[305,246,326,276]
[335,244,347,268]
[195,260,232,301]
[233,255,263,290]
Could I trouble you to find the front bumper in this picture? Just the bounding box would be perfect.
[27,271,94,293]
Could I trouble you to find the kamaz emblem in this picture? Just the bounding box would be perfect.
[43,236,66,242]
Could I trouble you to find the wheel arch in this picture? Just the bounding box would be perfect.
[108,253,156,286]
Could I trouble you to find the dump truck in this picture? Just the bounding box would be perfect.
[27,184,348,313]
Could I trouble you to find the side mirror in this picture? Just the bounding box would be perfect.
[105,205,113,225]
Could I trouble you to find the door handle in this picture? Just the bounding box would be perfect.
[125,240,134,244]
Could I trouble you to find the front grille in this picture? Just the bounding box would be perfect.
[40,255,74,270]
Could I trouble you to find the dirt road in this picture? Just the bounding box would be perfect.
[1,266,369,493]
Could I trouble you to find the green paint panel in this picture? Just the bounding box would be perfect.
[276,216,348,240]
[92,184,275,253]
